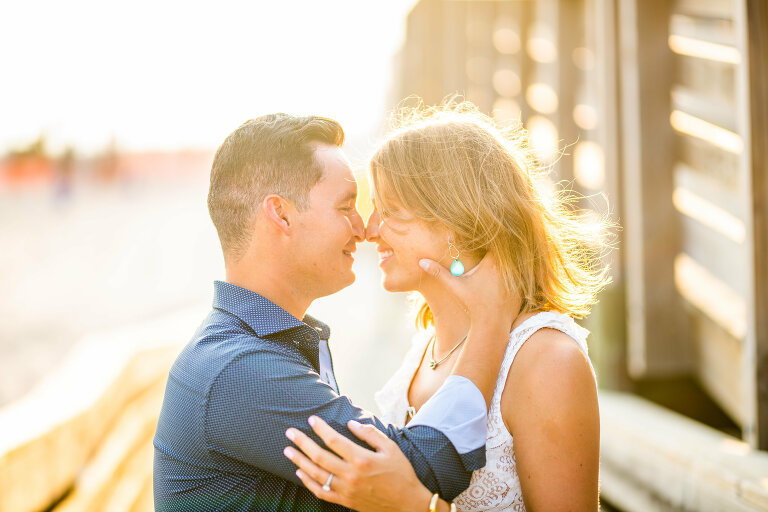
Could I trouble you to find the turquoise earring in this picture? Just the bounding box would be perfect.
[448,238,465,276]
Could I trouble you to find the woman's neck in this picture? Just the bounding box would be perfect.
[420,283,471,354]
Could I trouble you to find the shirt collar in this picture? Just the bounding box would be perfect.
[303,314,331,341]
[212,280,330,340]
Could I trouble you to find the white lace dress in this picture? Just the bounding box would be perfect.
[374,311,594,512]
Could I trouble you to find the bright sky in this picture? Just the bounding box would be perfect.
[0,0,417,157]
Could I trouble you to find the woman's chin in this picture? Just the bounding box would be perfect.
[380,275,410,293]
[380,279,398,292]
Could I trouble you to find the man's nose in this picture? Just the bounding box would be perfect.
[351,208,365,242]
[365,208,380,241]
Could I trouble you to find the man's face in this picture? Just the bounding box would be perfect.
[291,144,365,299]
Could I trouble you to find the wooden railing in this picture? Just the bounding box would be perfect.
[600,391,768,511]
[0,307,203,512]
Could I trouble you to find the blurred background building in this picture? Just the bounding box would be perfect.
[1,0,766,511]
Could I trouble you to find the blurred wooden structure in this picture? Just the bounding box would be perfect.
[601,390,768,511]
[395,0,768,509]
[0,308,200,512]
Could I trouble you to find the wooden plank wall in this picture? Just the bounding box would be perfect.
[664,0,768,449]
[396,0,767,448]
[618,0,693,379]
[666,0,747,426]
[737,0,768,449]
[588,0,629,390]
[508,0,764,447]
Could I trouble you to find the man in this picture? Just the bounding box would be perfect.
[153,114,509,511]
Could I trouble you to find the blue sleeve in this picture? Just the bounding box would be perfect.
[205,349,486,500]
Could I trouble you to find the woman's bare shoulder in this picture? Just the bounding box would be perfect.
[501,327,597,430]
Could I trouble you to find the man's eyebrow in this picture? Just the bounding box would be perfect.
[336,190,357,204]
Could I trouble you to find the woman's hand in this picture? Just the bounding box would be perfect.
[419,251,518,327]
[284,416,438,512]
[420,252,520,406]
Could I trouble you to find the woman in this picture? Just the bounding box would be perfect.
[284,103,610,511]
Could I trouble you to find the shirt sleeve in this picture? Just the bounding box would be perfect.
[205,347,486,501]
[408,375,487,457]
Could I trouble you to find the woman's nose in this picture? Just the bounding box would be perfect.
[365,208,380,241]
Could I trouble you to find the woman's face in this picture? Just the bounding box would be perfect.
[365,199,451,293]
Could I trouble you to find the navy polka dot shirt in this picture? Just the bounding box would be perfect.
[153,281,486,511]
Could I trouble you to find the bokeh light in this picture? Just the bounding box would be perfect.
[574,141,606,190]
[526,115,559,162]
[526,83,559,114]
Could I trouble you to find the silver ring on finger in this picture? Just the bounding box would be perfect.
[322,473,334,492]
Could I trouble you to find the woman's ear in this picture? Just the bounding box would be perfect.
[262,194,294,236]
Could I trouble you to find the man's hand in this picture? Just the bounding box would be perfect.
[284,416,437,512]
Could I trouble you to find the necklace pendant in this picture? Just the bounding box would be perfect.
[429,360,437,369]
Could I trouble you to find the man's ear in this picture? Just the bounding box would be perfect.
[262,194,295,236]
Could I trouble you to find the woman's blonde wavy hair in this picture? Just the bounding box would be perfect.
[369,101,612,329]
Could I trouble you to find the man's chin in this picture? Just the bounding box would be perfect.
[316,272,356,299]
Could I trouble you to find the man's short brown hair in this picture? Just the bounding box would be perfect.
[208,113,344,258]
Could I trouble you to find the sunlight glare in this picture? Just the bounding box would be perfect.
[670,110,743,154]
[0,0,419,157]
[674,253,746,339]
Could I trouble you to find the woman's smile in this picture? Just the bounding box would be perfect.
[377,246,394,266]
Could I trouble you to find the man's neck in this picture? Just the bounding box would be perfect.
[225,265,311,321]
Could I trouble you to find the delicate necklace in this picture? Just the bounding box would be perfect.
[428,332,469,370]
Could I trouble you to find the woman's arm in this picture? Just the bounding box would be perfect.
[418,254,518,406]
[501,328,600,511]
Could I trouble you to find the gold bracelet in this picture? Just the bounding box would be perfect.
[429,493,439,512]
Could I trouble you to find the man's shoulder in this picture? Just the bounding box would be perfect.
[169,309,305,389]
[195,307,253,340]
